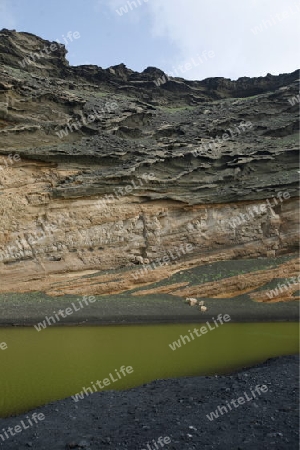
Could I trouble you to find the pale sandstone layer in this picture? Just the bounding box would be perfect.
[0,155,298,301]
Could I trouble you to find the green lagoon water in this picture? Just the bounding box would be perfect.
[0,323,299,417]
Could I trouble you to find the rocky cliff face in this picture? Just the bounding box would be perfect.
[0,29,299,301]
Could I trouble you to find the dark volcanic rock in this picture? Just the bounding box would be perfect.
[0,29,298,204]
[0,355,298,449]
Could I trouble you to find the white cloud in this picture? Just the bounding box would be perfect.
[146,0,300,79]
[0,0,17,29]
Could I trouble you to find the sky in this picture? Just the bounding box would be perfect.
[0,0,299,81]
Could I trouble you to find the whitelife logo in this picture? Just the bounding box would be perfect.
[228,190,291,230]
[250,4,300,35]
[154,51,215,87]
[132,243,194,280]
[140,436,172,450]
[206,385,268,421]
[34,295,96,331]
[18,31,81,68]
[55,102,118,139]
[288,94,300,106]
[0,342,8,351]
[96,172,154,210]
[0,412,45,443]
[169,314,231,351]
[266,274,300,300]
[72,365,134,402]
[0,153,21,170]
[116,0,149,16]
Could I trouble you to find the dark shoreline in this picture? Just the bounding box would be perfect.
[0,355,298,449]
[0,316,299,328]
[0,292,299,327]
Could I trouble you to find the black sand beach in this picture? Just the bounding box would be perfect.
[0,355,298,449]
[0,291,299,327]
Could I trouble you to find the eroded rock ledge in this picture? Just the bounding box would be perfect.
[0,29,299,301]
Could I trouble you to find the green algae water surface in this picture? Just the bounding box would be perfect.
[0,322,298,417]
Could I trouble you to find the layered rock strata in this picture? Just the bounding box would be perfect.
[0,29,299,301]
